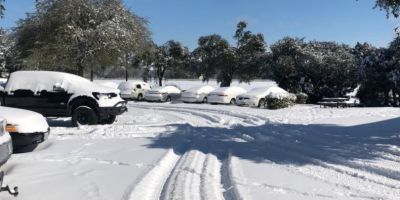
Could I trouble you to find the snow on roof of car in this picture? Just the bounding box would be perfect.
[118,81,149,90]
[150,85,181,93]
[186,85,215,93]
[5,71,119,94]
[212,86,247,94]
[100,81,119,89]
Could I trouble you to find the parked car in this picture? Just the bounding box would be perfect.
[236,86,287,108]
[0,117,12,165]
[0,71,127,126]
[144,86,181,102]
[181,86,215,103]
[118,81,151,101]
[207,87,247,105]
[0,117,18,197]
[0,106,49,152]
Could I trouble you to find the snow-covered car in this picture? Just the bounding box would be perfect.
[207,86,247,105]
[144,86,181,102]
[236,86,288,108]
[181,86,215,103]
[118,81,151,101]
[0,106,49,152]
[0,71,127,126]
[0,117,12,165]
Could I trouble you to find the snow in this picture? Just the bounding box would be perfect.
[5,71,124,108]
[148,86,181,94]
[0,106,49,133]
[0,79,399,200]
[99,81,119,89]
[184,85,215,94]
[5,71,120,96]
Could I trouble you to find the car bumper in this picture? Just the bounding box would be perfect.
[10,128,50,150]
[144,95,165,102]
[99,101,128,117]
[207,96,229,104]
[236,99,258,107]
[181,96,201,103]
[0,135,12,166]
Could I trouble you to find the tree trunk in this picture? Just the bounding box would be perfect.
[125,68,129,81]
[77,62,84,77]
[90,66,94,82]
[158,77,163,86]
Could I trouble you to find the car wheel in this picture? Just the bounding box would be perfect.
[72,106,98,126]
[100,115,116,124]
[137,94,143,101]
[203,97,208,103]
[166,96,172,102]
[258,98,266,108]
[230,98,236,105]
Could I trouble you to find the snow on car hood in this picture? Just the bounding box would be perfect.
[0,106,49,133]
[238,86,288,98]
[5,71,119,95]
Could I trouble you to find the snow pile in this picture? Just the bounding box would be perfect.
[265,86,292,99]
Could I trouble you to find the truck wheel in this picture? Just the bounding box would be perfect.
[72,106,98,126]
[100,115,116,124]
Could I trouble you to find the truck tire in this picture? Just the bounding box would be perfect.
[71,106,98,126]
[99,115,116,125]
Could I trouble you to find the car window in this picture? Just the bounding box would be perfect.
[136,84,142,89]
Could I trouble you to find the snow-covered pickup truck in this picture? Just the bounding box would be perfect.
[0,106,49,152]
[0,71,127,126]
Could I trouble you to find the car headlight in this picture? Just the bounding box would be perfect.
[93,92,116,100]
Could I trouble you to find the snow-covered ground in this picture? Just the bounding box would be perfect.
[0,80,399,200]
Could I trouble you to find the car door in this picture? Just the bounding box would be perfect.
[3,89,38,111]
[36,87,72,116]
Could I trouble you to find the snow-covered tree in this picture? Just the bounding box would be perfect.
[153,40,188,86]
[234,21,267,84]
[270,37,357,103]
[374,0,400,17]
[14,0,151,78]
[191,34,237,87]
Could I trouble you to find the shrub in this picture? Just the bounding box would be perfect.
[266,93,296,109]
[295,93,308,104]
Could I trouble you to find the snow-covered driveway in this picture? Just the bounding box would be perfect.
[1,102,399,200]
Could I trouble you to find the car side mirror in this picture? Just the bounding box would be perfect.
[53,83,65,92]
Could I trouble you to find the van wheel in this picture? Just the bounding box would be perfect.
[230,98,236,105]
[137,94,143,101]
[166,96,171,102]
[72,106,98,126]
[203,97,208,103]
[258,98,266,108]
[100,115,116,124]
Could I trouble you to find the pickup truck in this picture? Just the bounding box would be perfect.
[0,71,127,126]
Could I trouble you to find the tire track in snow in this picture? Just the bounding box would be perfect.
[122,149,181,200]
[160,150,225,200]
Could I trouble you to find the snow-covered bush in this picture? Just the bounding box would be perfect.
[295,92,308,104]
[266,93,296,109]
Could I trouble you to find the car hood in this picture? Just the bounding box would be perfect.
[0,106,49,133]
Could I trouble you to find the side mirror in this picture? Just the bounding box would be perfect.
[53,83,65,92]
